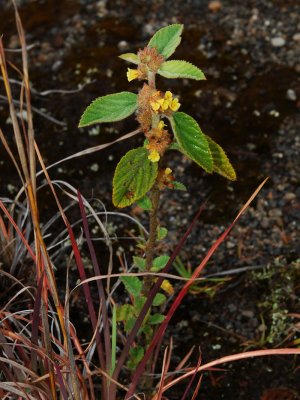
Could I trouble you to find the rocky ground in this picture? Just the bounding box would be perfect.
[1,0,300,398]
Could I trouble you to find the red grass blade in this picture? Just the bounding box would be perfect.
[77,191,111,371]
[30,272,44,371]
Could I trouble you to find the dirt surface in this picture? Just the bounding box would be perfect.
[1,0,300,399]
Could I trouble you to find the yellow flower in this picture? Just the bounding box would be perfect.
[165,167,172,175]
[150,98,164,113]
[148,150,160,162]
[158,120,165,130]
[127,68,139,82]
[150,101,160,112]
[150,91,180,114]
[169,98,180,111]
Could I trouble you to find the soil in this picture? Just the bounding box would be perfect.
[0,0,299,399]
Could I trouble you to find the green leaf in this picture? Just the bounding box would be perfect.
[170,112,213,173]
[116,304,134,322]
[119,53,139,64]
[172,181,187,191]
[79,92,138,127]
[153,293,167,306]
[148,24,183,59]
[133,256,146,271]
[125,316,136,333]
[134,296,147,315]
[151,255,170,272]
[140,324,153,337]
[136,196,152,210]
[113,148,158,208]
[157,226,168,240]
[127,346,144,370]
[158,60,206,80]
[167,142,181,151]
[148,313,165,325]
[120,276,142,297]
[206,135,237,181]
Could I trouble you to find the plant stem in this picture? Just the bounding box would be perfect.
[143,184,160,296]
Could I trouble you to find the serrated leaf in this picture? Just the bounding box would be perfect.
[158,60,206,80]
[148,313,165,325]
[119,53,139,64]
[157,226,168,240]
[133,256,146,271]
[134,296,147,315]
[113,148,158,208]
[140,324,153,337]
[148,24,183,59]
[153,293,167,306]
[206,135,237,181]
[151,255,170,272]
[127,346,144,370]
[172,181,187,191]
[136,196,152,210]
[120,276,142,297]
[116,304,134,322]
[79,92,138,127]
[125,316,136,333]
[170,112,213,172]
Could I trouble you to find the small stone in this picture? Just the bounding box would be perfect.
[241,310,254,318]
[208,1,222,12]
[261,218,269,229]
[117,40,129,51]
[52,60,62,72]
[226,241,235,249]
[90,163,99,172]
[268,208,283,218]
[270,37,286,47]
[246,143,256,151]
[8,34,19,49]
[286,89,297,101]
[283,192,296,201]
[292,33,300,42]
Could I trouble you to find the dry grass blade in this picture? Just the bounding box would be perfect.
[12,0,36,196]
[153,340,173,400]
[180,350,202,400]
[41,128,141,173]
[162,348,300,393]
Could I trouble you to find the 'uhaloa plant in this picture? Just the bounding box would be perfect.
[79,24,236,371]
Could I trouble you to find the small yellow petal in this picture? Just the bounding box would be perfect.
[148,150,160,162]
[161,99,169,111]
[150,101,161,112]
[170,98,180,111]
[165,168,172,175]
[127,68,139,82]
[164,91,173,100]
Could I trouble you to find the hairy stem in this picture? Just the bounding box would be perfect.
[143,184,160,296]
